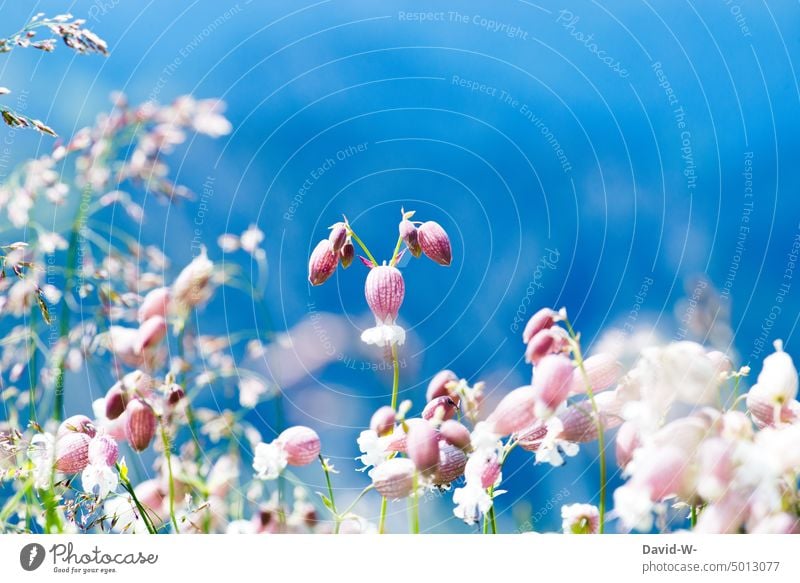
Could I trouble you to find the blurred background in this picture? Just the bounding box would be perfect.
[1,0,799,532]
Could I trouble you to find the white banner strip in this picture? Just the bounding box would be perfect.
[2,534,799,582]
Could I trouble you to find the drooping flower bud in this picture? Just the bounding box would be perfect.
[364,265,405,322]
[417,221,452,266]
[88,434,119,466]
[439,419,471,450]
[406,421,440,475]
[125,399,156,452]
[399,219,421,257]
[104,384,129,420]
[370,406,396,436]
[615,422,640,469]
[422,396,459,422]
[487,385,537,436]
[525,327,569,364]
[532,354,574,417]
[522,308,558,344]
[308,239,339,286]
[433,443,467,485]
[55,432,91,473]
[517,420,547,451]
[172,246,214,310]
[277,426,320,466]
[426,369,457,401]
[569,353,622,395]
[340,239,355,269]
[135,315,167,354]
[328,222,348,255]
[138,286,171,324]
[371,458,416,499]
[58,415,97,438]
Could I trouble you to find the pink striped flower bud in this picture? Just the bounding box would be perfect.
[172,247,214,310]
[308,239,339,286]
[371,458,416,499]
[58,415,97,438]
[439,419,471,450]
[55,432,91,473]
[478,456,501,489]
[364,265,405,322]
[138,286,171,324]
[517,420,547,452]
[426,369,458,401]
[522,308,558,344]
[125,399,156,452]
[532,354,574,417]
[569,354,622,395]
[746,387,800,428]
[135,315,167,354]
[277,426,321,466]
[88,434,119,466]
[487,385,537,436]
[615,421,641,469]
[433,443,467,485]
[370,406,396,436]
[525,327,569,364]
[340,239,355,269]
[422,395,459,421]
[328,222,348,254]
[399,219,422,258]
[417,221,452,266]
[557,402,600,443]
[104,384,129,420]
[406,421,440,475]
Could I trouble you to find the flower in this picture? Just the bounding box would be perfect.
[28,433,55,489]
[426,369,458,401]
[486,385,537,436]
[328,222,348,254]
[356,429,390,475]
[308,239,339,286]
[534,417,579,467]
[361,264,406,347]
[277,426,321,466]
[81,463,118,498]
[522,307,559,344]
[452,483,492,525]
[240,224,264,254]
[371,458,416,499]
[238,376,268,408]
[561,503,600,534]
[253,441,288,480]
[613,484,655,532]
[532,354,574,418]
[172,246,215,313]
[417,221,452,266]
[406,421,440,475]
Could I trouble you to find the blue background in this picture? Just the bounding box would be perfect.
[2,0,799,532]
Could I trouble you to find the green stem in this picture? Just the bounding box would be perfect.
[339,485,374,517]
[117,463,158,534]
[378,497,388,534]
[410,471,420,534]
[346,226,378,266]
[564,318,606,534]
[390,344,400,411]
[390,234,404,266]
[319,455,340,534]
[160,423,180,533]
[690,504,697,528]
[52,197,87,422]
